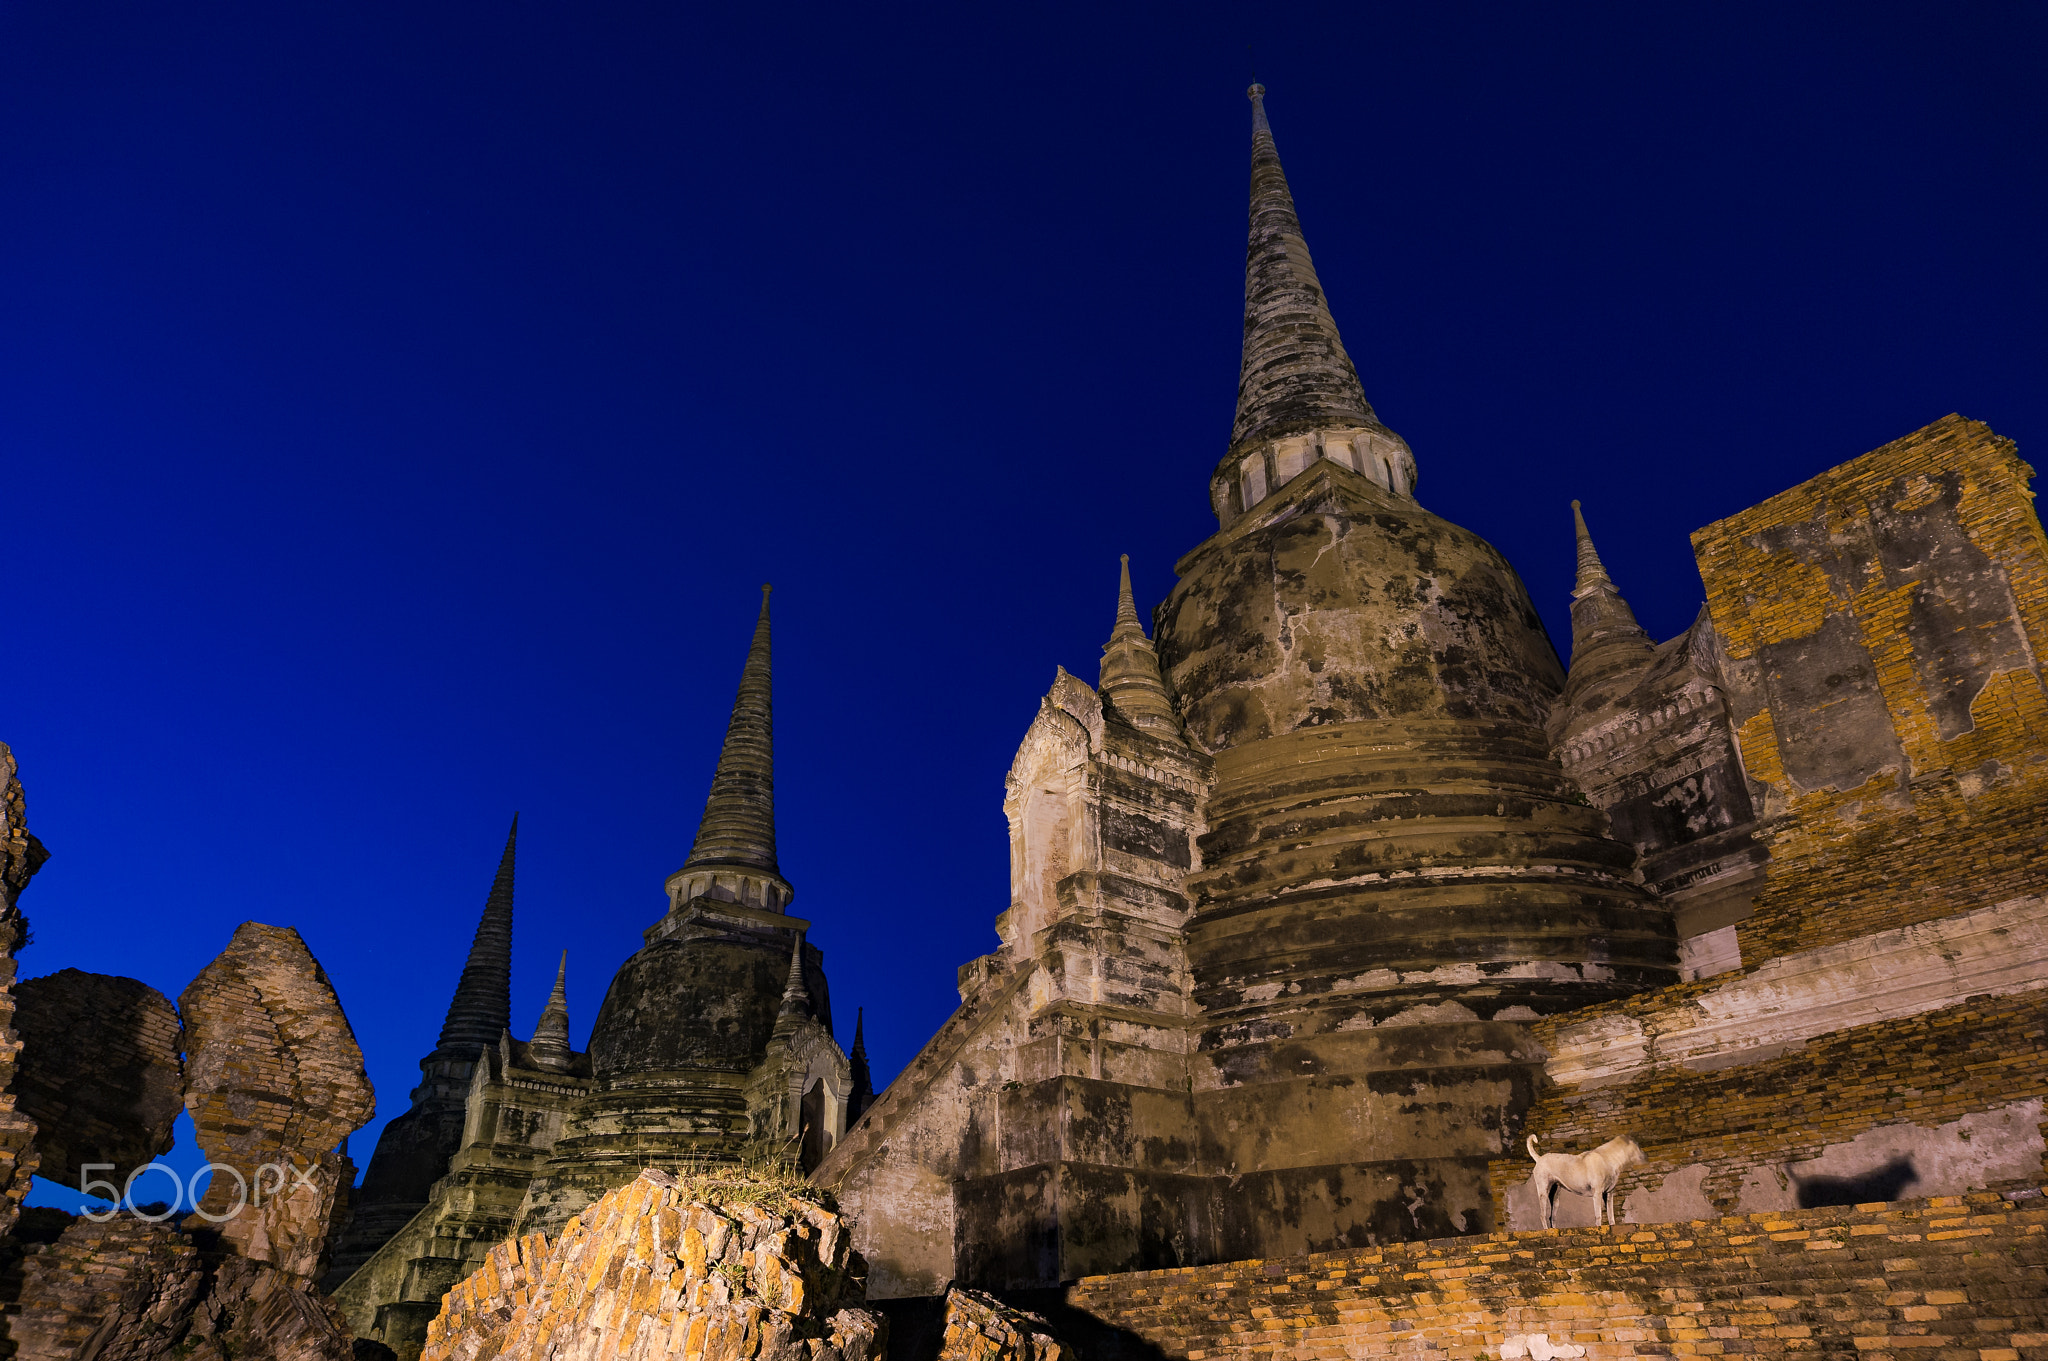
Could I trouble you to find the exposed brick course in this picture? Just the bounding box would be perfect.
[1492,987,2048,1224]
[179,921,375,1280]
[1064,1189,2048,1358]
[4,1211,356,1360]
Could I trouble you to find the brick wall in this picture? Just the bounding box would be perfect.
[4,1214,202,1358]
[1689,414,2048,967]
[1490,987,2048,1226]
[1063,1189,2048,1359]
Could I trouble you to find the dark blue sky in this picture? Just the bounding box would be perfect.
[4,2,2042,1208]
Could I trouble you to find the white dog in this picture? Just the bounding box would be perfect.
[1526,1133,1644,1228]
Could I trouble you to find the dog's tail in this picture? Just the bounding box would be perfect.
[1527,1134,1540,1161]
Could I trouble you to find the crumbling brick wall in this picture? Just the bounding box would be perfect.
[5,1215,206,1358]
[1491,986,2048,1225]
[1691,413,2048,967]
[0,741,49,1239]
[1062,1189,2048,1359]
[13,969,185,1187]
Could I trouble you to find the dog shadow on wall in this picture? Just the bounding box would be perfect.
[1786,1154,1919,1208]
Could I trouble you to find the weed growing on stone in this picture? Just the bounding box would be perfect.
[657,1149,838,1215]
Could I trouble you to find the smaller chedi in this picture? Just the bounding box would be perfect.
[331,588,871,1361]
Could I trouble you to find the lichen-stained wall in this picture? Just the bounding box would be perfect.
[1159,465,1566,746]
[417,1170,884,1361]
[1691,413,2048,965]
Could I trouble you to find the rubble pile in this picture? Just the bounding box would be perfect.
[936,1289,1069,1361]
[419,1168,886,1361]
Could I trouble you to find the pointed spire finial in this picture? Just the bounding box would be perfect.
[1115,554,1141,632]
[433,814,518,1057]
[1563,500,1654,681]
[1571,500,1616,598]
[1098,555,1184,739]
[848,1005,875,1121]
[528,949,575,1072]
[774,930,810,1031]
[682,590,782,877]
[1208,84,1418,525]
[1227,83,1379,463]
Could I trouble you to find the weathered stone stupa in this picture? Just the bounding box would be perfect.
[1153,82,1680,1251]
[814,83,1680,1292]
[333,591,856,1360]
[512,586,852,1236]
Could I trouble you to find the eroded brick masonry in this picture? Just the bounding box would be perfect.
[1064,1190,2048,1360]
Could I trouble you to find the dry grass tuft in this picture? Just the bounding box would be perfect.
[652,1147,838,1215]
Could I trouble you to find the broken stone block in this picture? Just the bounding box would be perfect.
[417,1166,885,1361]
[7,1212,208,1359]
[13,968,184,1188]
[179,922,375,1280]
[936,1287,1069,1361]
[0,741,48,916]
[7,1210,357,1361]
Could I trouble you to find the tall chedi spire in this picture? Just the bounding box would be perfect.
[665,586,793,914]
[433,813,517,1057]
[328,813,524,1285]
[1098,555,1182,738]
[847,1006,874,1121]
[1564,500,1656,694]
[1210,85,1416,527]
[527,950,574,1072]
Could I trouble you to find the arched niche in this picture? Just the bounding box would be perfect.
[800,1078,829,1171]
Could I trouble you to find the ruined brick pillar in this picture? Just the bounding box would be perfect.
[0,740,50,1237]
